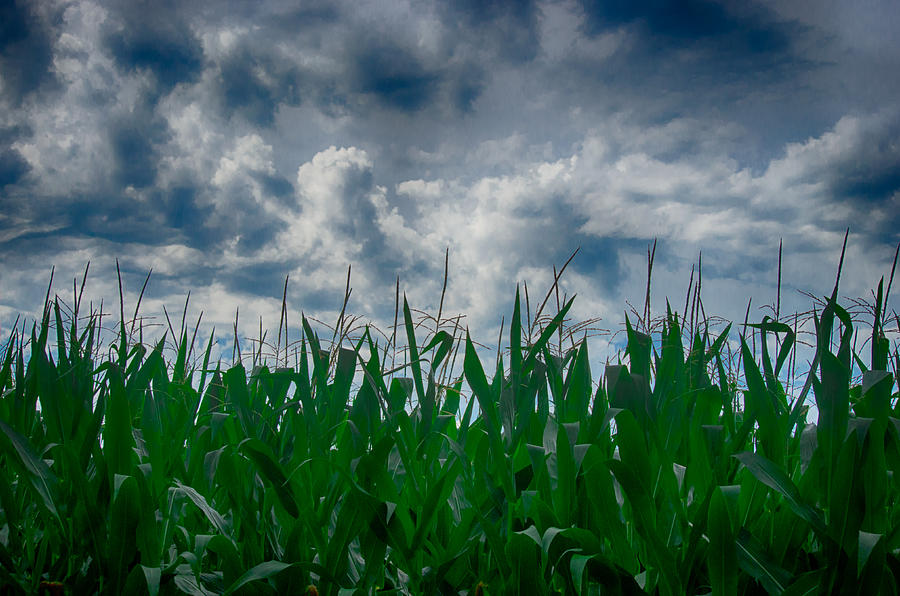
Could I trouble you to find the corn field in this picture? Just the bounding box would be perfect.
[1,246,899,594]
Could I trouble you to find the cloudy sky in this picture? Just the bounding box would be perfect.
[2,0,899,371]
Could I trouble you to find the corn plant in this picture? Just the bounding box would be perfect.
[1,247,899,594]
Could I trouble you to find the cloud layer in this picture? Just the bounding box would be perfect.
[2,0,898,366]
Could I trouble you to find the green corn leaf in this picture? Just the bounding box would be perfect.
[781,570,824,596]
[25,331,51,439]
[410,459,461,552]
[240,438,300,518]
[608,459,680,593]
[0,418,59,524]
[173,568,217,595]
[606,365,650,424]
[554,420,577,524]
[420,330,454,368]
[816,351,850,468]
[735,528,791,594]
[510,286,523,389]
[624,315,652,383]
[52,299,68,373]
[223,364,255,436]
[613,410,651,496]
[173,328,189,384]
[301,316,329,409]
[704,323,732,365]
[222,560,291,595]
[505,530,546,594]
[829,433,863,556]
[109,474,141,594]
[707,486,738,595]
[562,340,593,424]
[419,367,437,442]
[332,347,357,408]
[581,446,633,571]
[123,564,153,595]
[142,565,162,596]
[740,336,783,463]
[402,296,426,408]
[197,330,216,395]
[857,532,886,595]
[858,531,883,575]
[174,480,231,537]
[0,463,19,539]
[733,451,826,537]
[463,332,500,445]
[522,296,575,375]
[324,489,368,581]
[570,553,643,595]
[350,354,384,442]
[747,317,794,383]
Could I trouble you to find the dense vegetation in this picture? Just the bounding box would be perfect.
[1,245,899,594]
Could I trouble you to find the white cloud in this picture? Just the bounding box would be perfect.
[213,134,276,186]
[295,145,373,218]
[10,1,119,196]
[376,111,900,339]
[3,0,898,379]
[219,147,397,307]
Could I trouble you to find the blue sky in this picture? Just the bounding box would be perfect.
[1,0,898,374]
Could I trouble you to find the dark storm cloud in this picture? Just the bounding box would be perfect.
[224,260,299,299]
[833,158,900,206]
[0,0,57,105]
[567,235,645,294]
[331,177,378,241]
[0,124,31,142]
[0,198,161,267]
[106,23,203,91]
[765,113,900,230]
[827,119,900,206]
[216,47,303,127]
[354,45,439,112]
[156,186,213,232]
[521,0,819,174]
[342,36,486,116]
[566,0,803,128]
[582,0,789,50]
[65,195,176,245]
[110,127,157,188]
[453,74,484,113]
[101,0,205,97]
[55,185,274,254]
[0,125,35,188]
[295,285,347,314]
[108,107,170,189]
[212,196,291,256]
[257,2,340,34]
[237,218,289,254]
[487,187,637,300]
[803,113,900,247]
[0,147,29,187]
[148,188,255,259]
[254,172,295,203]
